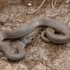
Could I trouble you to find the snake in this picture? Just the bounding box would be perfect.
[0,17,70,60]
[0,26,45,60]
[44,27,70,44]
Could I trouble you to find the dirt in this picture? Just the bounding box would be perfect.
[0,0,70,70]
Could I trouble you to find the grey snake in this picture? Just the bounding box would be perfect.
[0,17,70,60]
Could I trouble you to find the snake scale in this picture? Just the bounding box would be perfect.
[0,17,70,60]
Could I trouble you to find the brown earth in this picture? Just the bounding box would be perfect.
[0,0,70,70]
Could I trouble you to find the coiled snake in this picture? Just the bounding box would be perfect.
[0,17,70,60]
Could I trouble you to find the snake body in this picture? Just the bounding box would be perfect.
[0,41,26,60]
[0,17,70,60]
[1,17,70,39]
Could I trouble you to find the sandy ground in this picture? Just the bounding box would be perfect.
[0,0,70,70]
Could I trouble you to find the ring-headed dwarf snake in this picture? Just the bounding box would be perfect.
[0,17,70,60]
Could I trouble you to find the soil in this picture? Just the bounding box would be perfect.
[0,0,70,70]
